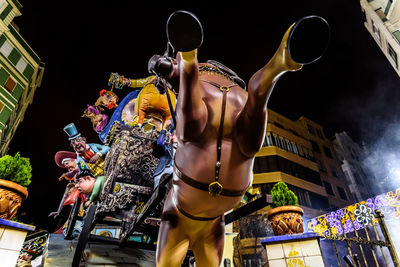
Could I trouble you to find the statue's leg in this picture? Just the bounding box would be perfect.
[156,191,189,267]
[191,217,225,267]
[166,11,206,141]
[235,24,303,157]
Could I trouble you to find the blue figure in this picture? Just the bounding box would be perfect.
[152,120,176,189]
[63,123,110,177]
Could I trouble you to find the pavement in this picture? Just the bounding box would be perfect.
[42,234,156,267]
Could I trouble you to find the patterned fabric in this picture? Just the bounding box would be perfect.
[86,157,105,177]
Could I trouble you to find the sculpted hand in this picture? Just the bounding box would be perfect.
[84,200,92,208]
[89,154,100,163]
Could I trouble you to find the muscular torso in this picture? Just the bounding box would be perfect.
[173,72,256,218]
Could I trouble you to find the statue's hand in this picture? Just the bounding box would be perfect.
[58,174,65,181]
[89,154,100,163]
[84,200,92,208]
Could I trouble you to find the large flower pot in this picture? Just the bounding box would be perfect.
[0,179,28,220]
[267,205,304,236]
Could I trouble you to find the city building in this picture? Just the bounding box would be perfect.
[332,131,374,202]
[360,0,400,76]
[233,109,353,266]
[0,0,44,156]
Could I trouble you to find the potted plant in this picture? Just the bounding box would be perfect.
[0,152,32,220]
[267,181,304,235]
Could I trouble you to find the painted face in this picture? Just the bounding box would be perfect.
[70,137,87,154]
[77,176,95,195]
[62,158,77,171]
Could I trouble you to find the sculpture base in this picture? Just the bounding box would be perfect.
[0,218,35,267]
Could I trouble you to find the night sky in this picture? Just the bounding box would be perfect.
[7,1,400,230]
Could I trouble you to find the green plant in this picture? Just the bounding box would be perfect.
[270,181,298,208]
[0,152,32,188]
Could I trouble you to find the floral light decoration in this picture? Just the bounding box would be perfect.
[307,188,400,236]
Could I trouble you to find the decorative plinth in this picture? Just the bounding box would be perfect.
[43,234,156,266]
[261,232,325,267]
[0,218,35,267]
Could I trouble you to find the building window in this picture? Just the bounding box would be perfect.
[307,124,315,135]
[393,30,400,45]
[387,42,398,68]
[337,186,348,201]
[274,122,284,129]
[253,155,322,185]
[0,39,12,57]
[353,172,364,185]
[316,129,324,139]
[317,159,327,173]
[331,167,339,178]
[4,76,16,93]
[16,57,27,73]
[323,181,334,195]
[310,140,321,153]
[371,19,381,44]
[323,146,333,158]
[385,0,393,15]
[289,129,299,136]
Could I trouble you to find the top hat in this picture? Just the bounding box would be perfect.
[63,123,81,140]
[54,151,77,168]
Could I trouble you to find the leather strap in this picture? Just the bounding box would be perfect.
[173,165,248,197]
[200,79,238,196]
[177,205,220,221]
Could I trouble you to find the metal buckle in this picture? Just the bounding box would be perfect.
[219,86,230,92]
[209,181,223,197]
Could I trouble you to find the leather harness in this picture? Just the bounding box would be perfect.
[174,79,249,198]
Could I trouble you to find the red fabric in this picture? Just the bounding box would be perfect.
[54,225,64,234]
[63,188,80,206]
[82,149,95,161]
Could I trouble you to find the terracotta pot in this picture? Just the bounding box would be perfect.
[267,205,304,236]
[0,179,28,220]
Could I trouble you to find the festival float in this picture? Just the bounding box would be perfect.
[45,10,332,267]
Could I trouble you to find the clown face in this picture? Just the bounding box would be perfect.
[70,137,87,154]
[77,175,95,195]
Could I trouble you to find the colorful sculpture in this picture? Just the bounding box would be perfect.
[75,169,107,208]
[48,151,79,218]
[63,123,110,177]
[82,105,109,134]
[150,11,329,266]
[94,89,119,110]
[108,73,176,131]
[54,151,79,181]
